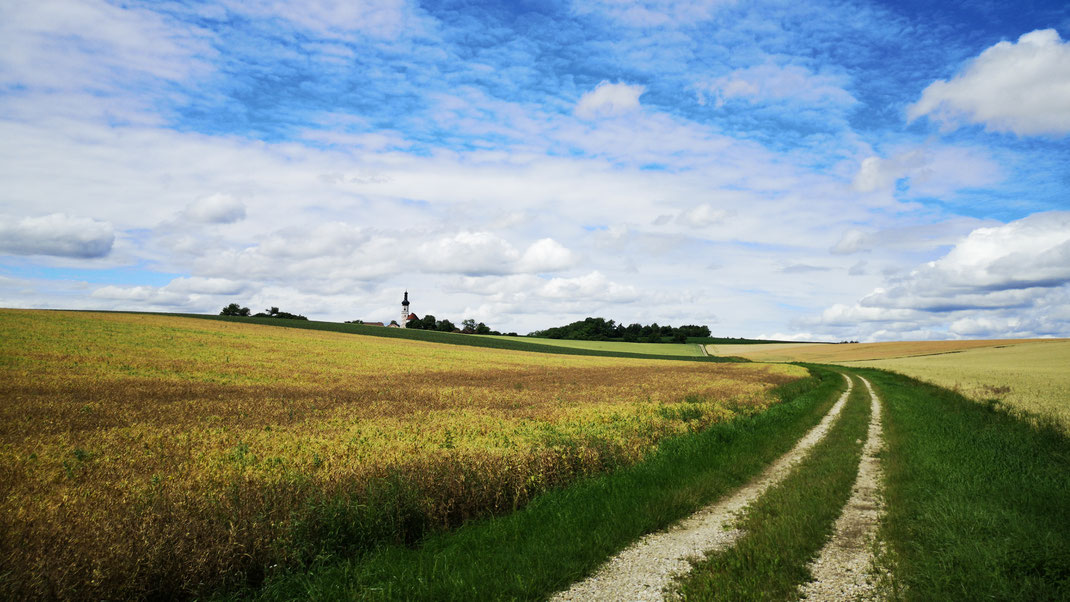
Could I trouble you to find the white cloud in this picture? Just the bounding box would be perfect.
[677,204,729,228]
[699,64,856,109]
[0,0,212,91]
[831,229,868,255]
[539,271,640,302]
[575,81,646,119]
[164,277,248,295]
[517,238,577,273]
[0,213,114,258]
[223,0,433,40]
[808,212,1070,339]
[908,29,1070,136]
[184,194,247,224]
[416,231,521,275]
[851,146,1003,195]
[572,0,734,27]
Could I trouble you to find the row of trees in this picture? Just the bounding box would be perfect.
[405,315,517,336]
[529,317,711,344]
[219,304,308,320]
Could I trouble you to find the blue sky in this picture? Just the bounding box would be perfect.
[1,0,1068,340]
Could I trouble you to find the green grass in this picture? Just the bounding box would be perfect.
[865,367,1070,600]
[674,373,870,600]
[487,335,705,356]
[231,368,845,601]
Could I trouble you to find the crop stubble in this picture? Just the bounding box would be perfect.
[0,310,804,599]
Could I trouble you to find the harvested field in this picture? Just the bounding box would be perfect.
[846,340,1070,431]
[0,309,803,599]
[707,338,1055,363]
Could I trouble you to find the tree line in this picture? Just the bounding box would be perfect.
[528,317,711,344]
[220,304,307,320]
[404,315,517,336]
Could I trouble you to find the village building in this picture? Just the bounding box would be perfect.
[399,290,418,328]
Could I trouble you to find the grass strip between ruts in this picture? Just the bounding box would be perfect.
[233,368,845,601]
[673,372,870,600]
[863,368,1070,600]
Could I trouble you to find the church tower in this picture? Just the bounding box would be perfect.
[401,291,411,327]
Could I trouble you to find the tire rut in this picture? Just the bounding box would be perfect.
[798,375,886,601]
[551,374,854,602]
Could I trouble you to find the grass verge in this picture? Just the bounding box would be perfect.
[865,368,1070,600]
[673,373,870,600]
[228,367,845,600]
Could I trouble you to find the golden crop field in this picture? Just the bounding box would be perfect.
[0,309,805,599]
[844,340,1070,431]
[706,338,1055,363]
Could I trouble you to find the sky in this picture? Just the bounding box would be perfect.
[1,0,1069,341]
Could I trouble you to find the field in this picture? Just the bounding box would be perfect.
[712,337,1070,431]
[0,309,804,599]
[706,338,1052,363]
[486,335,705,357]
[845,340,1070,431]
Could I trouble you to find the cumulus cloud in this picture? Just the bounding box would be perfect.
[698,64,856,109]
[417,231,521,275]
[808,212,1070,339]
[517,238,577,273]
[575,81,645,119]
[184,194,247,224]
[0,213,114,258]
[908,29,1070,136]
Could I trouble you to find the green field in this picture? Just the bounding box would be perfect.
[488,335,705,357]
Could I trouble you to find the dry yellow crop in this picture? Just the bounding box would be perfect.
[706,338,1056,363]
[0,309,804,599]
[843,340,1070,431]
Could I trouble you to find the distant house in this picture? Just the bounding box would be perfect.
[363,322,385,327]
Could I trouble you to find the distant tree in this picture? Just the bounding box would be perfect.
[219,303,250,317]
[672,331,687,344]
[436,318,456,332]
[475,322,491,335]
[252,306,307,320]
[461,318,477,334]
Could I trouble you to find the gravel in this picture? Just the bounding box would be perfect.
[798,375,887,602]
[551,374,855,602]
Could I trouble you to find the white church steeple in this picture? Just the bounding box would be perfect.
[401,291,411,327]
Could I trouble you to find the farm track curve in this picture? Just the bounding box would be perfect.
[799,375,887,601]
[551,374,855,602]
